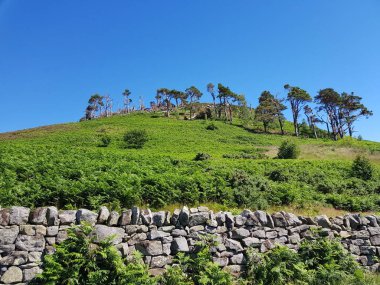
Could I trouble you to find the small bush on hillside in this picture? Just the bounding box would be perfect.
[98,134,111,147]
[277,140,300,159]
[351,155,373,180]
[194,152,211,161]
[124,129,149,149]
[32,223,155,285]
[206,123,218,130]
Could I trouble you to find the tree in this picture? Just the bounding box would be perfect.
[122,89,132,113]
[157,88,171,117]
[273,97,287,135]
[284,84,312,137]
[86,94,104,119]
[315,88,342,140]
[185,86,202,119]
[255,91,277,133]
[104,95,113,117]
[304,105,318,139]
[207,83,217,118]
[340,92,373,137]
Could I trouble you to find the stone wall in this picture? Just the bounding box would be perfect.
[1,205,380,284]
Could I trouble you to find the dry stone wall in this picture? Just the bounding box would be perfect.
[1,205,380,284]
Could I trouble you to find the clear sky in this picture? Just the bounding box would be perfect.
[0,0,379,141]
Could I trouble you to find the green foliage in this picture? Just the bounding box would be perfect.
[277,140,300,159]
[160,236,234,285]
[351,155,373,180]
[33,223,156,285]
[99,134,111,147]
[206,123,218,130]
[194,153,211,161]
[124,129,149,149]
[246,235,364,285]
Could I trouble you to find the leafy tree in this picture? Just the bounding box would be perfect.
[315,88,342,140]
[284,84,312,137]
[304,105,319,138]
[351,155,373,180]
[124,130,149,149]
[216,83,241,123]
[122,89,132,113]
[185,86,202,119]
[340,92,373,137]
[272,96,287,135]
[86,94,104,119]
[157,88,172,117]
[207,83,217,118]
[255,91,277,133]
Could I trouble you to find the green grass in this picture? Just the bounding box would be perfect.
[0,112,379,212]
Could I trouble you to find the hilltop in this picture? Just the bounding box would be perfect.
[0,112,379,215]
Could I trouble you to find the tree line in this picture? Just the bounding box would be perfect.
[83,83,372,140]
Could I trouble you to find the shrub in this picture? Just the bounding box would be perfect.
[194,152,211,161]
[351,155,373,180]
[246,235,364,285]
[277,140,300,159]
[206,123,218,130]
[32,223,156,285]
[124,130,149,149]
[99,134,111,147]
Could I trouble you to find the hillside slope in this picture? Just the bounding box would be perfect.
[0,113,379,214]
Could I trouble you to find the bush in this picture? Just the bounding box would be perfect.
[246,234,364,285]
[33,223,156,285]
[99,134,111,147]
[124,130,149,149]
[277,140,300,159]
[351,155,373,180]
[206,123,218,130]
[194,152,211,161]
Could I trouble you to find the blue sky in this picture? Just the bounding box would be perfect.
[0,0,379,141]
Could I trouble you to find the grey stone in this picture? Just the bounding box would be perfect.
[366,216,379,227]
[225,212,235,229]
[135,240,163,256]
[9,206,30,225]
[23,266,43,282]
[108,211,120,226]
[28,251,42,263]
[0,251,28,266]
[56,231,68,244]
[20,225,36,236]
[125,225,148,234]
[369,227,380,236]
[0,226,19,245]
[59,210,77,225]
[370,235,380,246]
[16,234,45,252]
[315,215,331,228]
[127,233,147,245]
[234,215,247,226]
[242,237,261,247]
[171,236,189,252]
[141,209,153,225]
[213,257,229,267]
[189,225,205,233]
[225,239,243,252]
[97,206,110,224]
[189,212,209,227]
[46,226,59,236]
[266,231,278,239]
[76,209,98,225]
[152,211,166,227]
[230,253,244,264]
[198,206,209,212]
[172,229,187,236]
[131,206,140,225]
[282,212,302,226]
[29,207,48,225]
[0,208,10,226]
[215,212,226,226]
[178,206,190,226]
[0,244,16,253]
[254,210,268,226]
[252,230,266,239]
[231,228,250,239]
[47,206,59,226]
[272,212,288,227]
[93,225,125,244]
[150,255,172,268]
[119,210,132,226]
[1,266,23,283]
[148,230,170,240]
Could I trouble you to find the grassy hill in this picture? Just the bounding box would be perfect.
[0,112,379,215]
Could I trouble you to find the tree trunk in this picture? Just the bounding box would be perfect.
[278,119,284,135]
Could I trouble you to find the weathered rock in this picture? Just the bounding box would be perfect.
[0,226,19,245]
[0,251,28,266]
[315,215,331,228]
[59,210,77,225]
[24,266,43,282]
[131,206,140,225]
[15,234,45,252]
[225,212,235,229]
[230,253,244,264]
[107,211,120,226]
[0,208,10,226]
[178,206,190,226]
[9,206,30,225]
[141,209,153,225]
[225,239,243,252]
[76,209,98,225]
[152,211,166,227]
[231,228,250,239]
[370,235,380,246]
[47,206,59,226]
[119,210,133,226]
[171,236,189,252]
[97,206,110,224]
[135,240,163,256]
[272,212,288,227]
[30,207,48,225]
[188,212,209,227]
[1,266,23,283]
[213,257,229,267]
[242,237,261,247]
[150,255,172,268]
[93,225,125,244]
[148,229,170,240]
[125,225,148,234]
